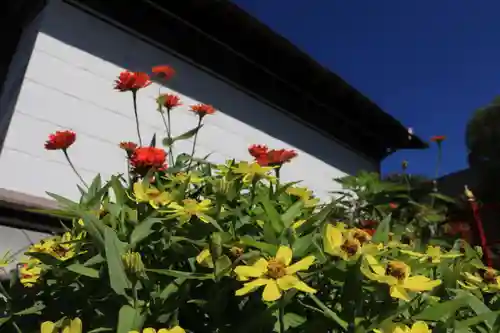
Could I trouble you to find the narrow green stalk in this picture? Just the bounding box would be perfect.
[187,117,203,170]
[167,109,175,165]
[63,149,88,188]
[132,91,142,146]
[160,111,174,166]
[278,297,285,333]
[430,145,442,208]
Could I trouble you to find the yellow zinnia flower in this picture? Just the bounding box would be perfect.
[234,246,316,302]
[286,187,320,208]
[50,232,78,261]
[132,182,172,209]
[129,327,185,333]
[362,255,441,301]
[231,161,274,183]
[19,259,42,287]
[401,245,461,264]
[41,318,82,333]
[162,199,212,224]
[373,321,431,333]
[459,267,500,293]
[324,224,381,261]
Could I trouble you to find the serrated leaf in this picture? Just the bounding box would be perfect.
[130,217,163,248]
[281,200,304,228]
[372,214,391,243]
[104,227,131,295]
[66,264,100,278]
[163,125,203,147]
[146,269,213,280]
[117,304,144,333]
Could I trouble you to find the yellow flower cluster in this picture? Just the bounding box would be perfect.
[20,232,82,287]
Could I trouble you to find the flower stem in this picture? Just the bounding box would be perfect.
[187,117,202,170]
[132,91,142,146]
[167,109,174,165]
[63,149,88,188]
[278,297,285,333]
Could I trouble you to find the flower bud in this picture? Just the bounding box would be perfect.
[464,185,475,201]
[401,160,408,171]
[122,251,145,276]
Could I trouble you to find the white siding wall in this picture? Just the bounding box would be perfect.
[0,0,376,204]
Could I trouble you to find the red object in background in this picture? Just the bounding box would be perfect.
[152,65,175,80]
[248,144,297,166]
[114,71,152,92]
[130,146,167,174]
[469,200,493,267]
[362,228,376,236]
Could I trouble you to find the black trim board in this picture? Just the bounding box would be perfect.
[62,0,427,162]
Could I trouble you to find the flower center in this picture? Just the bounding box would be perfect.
[352,229,371,244]
[267,259,287,279]
[340,238,361,257]
[482,269,497,284]
[386,261,408,281]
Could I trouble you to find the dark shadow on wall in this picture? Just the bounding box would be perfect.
[0,0,46,155]
[29,0,377,176]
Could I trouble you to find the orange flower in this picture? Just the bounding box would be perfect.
[114,71,152,92]
[152,65,175,80]
[430,135,446,143]
[248,144,268,158]
[190,104,216,117]
[44,131,76,150]
[159,93,182,110]
[130,146,167,174]
[119,141,138,155]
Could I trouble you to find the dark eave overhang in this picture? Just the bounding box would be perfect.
[65,0,427,162]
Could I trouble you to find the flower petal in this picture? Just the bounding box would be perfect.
[389,285,410,301]
[286,255,315,274]
[400,250,425,258]
[276,275,300,290]
[41,322,56,333]
[70,318,82,333]
[234,265,266,280]
[262,279,282,301]
[235,278,269,296]
[324,224,343,254]
[364,255,386,276]
[411,321,431,333]
[275,246,293,266]
[143,329,157,333]
[403,276,441,291]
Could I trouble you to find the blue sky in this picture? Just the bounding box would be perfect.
[233,0,500,178]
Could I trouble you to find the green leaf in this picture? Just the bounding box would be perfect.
[456,310,500,330]
[414,297,468,321]
[117,304,144,333]
[281,200,305,228]
[80,212,106,249]
[273,312,306,331]
[46,192,78,208]
[163,125,203,147]
[240,236,278,256]
[158,277,186,300]
[146,269,213,280]
[308,294,348,330]
[0,316,11,327]
[214,255,232,278]
[259,194,283,234]
[14,301,45,316]
[197,213,223,232]
[371,214,391,243]
[130,217,163,248]
[149,133,157,147]
[292,233,314,258]
[83,254,106,267]
[455,289,497,330]
[110,176,127,206]
[104,226,131,295]
[66,264,100,278]
[429,192,456,204]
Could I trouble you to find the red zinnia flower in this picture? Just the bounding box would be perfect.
[119,141,138,154]
[44,130,76,150]
[248,144,268,158]
[190,104,216,117]
[114,71,152,92]
[152,65,175,80]
[360,219,378,228]
[130,146,167,174]
[389,202,398,209]
[430,135,446,143]
[159,93,182,110]
[362,228,376,236]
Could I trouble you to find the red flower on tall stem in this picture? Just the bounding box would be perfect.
[44,130,76,150]
[248,144,297,166]
[190,104,216,117]
[114,71,152,92]
[130,146,167,175]
[159,94,182,110]
[152,65,175,80]
[430,135,446,144]
[119,141,138,155]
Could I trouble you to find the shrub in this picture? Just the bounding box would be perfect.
[0,67,499,333]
